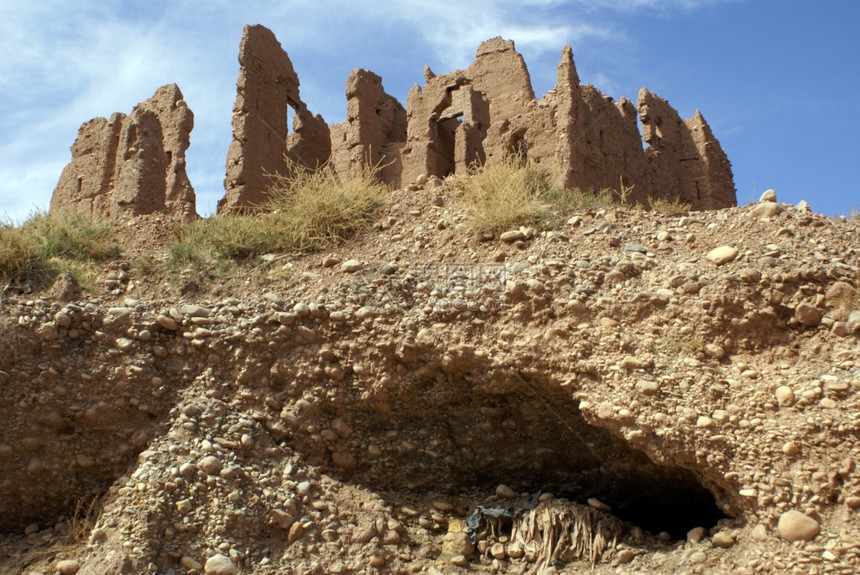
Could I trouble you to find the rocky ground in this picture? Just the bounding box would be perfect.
[1,182,859,575]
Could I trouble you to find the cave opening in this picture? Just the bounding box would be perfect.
[320,371,731,541]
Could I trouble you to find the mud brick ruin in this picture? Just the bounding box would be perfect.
[52,24,736,219]
[51,84,197,221]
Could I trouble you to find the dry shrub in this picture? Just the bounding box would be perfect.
[451,156,554,236]
[5,493,105,574]
[0,221,39,281]
[169,159,388,283]
[24,210,118,261]
[0,210,118,289]
[0,313,24,364]
[451,156,629,235]
[265,158,389,251]
[648,196,691,217]
[546,186,622,213]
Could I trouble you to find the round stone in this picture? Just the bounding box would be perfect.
[157,315,179,330]
[712,532,735,548]
[56,559,81,575]
[449,531,475,556]
[197,455,222,476]
[687,527,706,544]
[777,510,819,542]
[115,337,134,351]
[495,484,517,498]
[794,303,820,327]
[706,245,738,266]
[587,498,611,512]
[759,189,777,203]
[331,451,355,470]
[775,386,795,407]
[204,554,238,575]
[340,259,363,273]
[180,556,203,570]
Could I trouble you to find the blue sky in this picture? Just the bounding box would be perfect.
[1,0,857,222]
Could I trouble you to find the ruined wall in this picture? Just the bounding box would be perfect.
[51,84,196,221]
[220,24,331,214]
[52,28,735,221]
[638,89,735,210]
[398,38,736,210]
[402,38,544,184]
[330,69,406,186]
[214,30,734,213]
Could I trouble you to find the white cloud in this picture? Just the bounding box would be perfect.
[567,0,738,10]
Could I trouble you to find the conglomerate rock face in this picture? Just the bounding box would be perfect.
[2,188,859,574]
[51,84,196,221]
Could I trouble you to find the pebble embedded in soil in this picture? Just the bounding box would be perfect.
[777,510,820,542]
[2,196,859,575]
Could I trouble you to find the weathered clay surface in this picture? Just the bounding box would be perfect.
[400,38,735,210]
[330,69,406,186]
[638,89,736,210]
[51,84,196,221]
[215,30,735,214]
[220,25,330,213]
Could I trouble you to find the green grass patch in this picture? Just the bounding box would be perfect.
[0,210,118,289]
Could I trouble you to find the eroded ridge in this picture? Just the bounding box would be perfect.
[3,191,859,573]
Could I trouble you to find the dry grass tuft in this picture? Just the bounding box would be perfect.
[450,156,555,236]
[66,493,104,545]
[265,158,389,251]
[170,158,388,279]
[648,196,691,217]
[0,210,118,290]
[450,156,627,236]
[0,221,38,281]
[6,493,105,574]
[0,313,24,364]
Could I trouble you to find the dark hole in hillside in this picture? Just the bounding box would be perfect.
[315,372,730,540]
